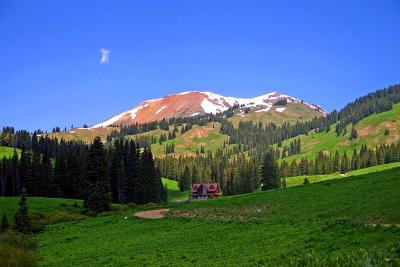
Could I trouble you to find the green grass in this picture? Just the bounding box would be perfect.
[276,103,400,162]
[0,146,20,158]
[162,178,189,203]
[285,162,400,187]
[0,197,85,227]
[151,122,233,156]
[161,178,179,191]
[34,167,400,266]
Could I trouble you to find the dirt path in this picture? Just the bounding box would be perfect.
[134,209,170,219]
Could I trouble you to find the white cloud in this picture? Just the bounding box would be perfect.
[100,48,110,64]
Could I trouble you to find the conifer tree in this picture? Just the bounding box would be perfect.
[1,212,9,232]
[14,188,31,233]
[54,146,67,197]
[84,137,111,215]
[179,165,191,192]
[261,152,280,190]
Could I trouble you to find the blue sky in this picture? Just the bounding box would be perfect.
[1,0,399,131]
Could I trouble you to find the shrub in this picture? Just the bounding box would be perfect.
[1,212,9,232]
[0,231,40,267]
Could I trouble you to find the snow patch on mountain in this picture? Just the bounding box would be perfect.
[156,106,167,114]
[276,107,286,112]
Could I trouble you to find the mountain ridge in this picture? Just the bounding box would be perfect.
[91,91,328,128]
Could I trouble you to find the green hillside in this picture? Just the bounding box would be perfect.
[0,146,20,158]
[151,122,233,156]
[285,161,400,187]
[33,166,400,266]
[276,103,400,162]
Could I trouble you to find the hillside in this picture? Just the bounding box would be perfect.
[229,102,323,127]
[91,91,326,127]
[276,103,400,162]
[45,127,118,143]
[0,146,20,158]
[32,166,400,266]
[150,122,232,156]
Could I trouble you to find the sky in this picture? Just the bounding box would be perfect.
[1,0,399,131]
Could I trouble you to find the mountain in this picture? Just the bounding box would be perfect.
[91,91,327,128]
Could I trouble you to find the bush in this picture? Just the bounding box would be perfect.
[1,212,9,232]
[0,231,40,267]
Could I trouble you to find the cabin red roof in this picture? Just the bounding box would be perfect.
[191,183,222,200]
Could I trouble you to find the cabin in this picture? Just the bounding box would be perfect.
[191,183,222,200]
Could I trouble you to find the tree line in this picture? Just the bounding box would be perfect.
[0,136,165,215]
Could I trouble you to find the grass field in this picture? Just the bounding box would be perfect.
[162,178,189,203]
[151,122,233,156]
[276,103,400,162]
[0,145,20,158]
[285,161,400,187]
[45,127,118,143]
[33,166,400,266]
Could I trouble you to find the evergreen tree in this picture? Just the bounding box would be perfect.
[54,146,67,197]
[139,148,161,204]
[1,212,9,232]
[84,137,111,215]
[126,140,140,203]
[179,165,191,192]
[39,146,52,196]
[14,188,31,233]
[333,151,341,172]
[384,128,390,136]
[191,165,200,184]
[350,126,358,140]
[261,152,280,190]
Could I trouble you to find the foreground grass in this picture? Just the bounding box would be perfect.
[35,167,400,266]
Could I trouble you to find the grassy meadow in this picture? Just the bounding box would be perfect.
[23,165,400,266]
[150,122,233,156]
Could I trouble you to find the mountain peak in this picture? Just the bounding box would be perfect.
[91,90,327,128]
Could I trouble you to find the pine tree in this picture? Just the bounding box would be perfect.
[39,146,52,197]
[14,188,31,233]
[160,183,168,204]
[350,126,358,140]
[261,152,280,190]
[191,165,200,184]
[179,165,191,192]
[84,137,111,215]
[1,212,9,232]
[54,146,67,197]
[281,178,287,188]
[384,128,390,136]
[11,149,20,196]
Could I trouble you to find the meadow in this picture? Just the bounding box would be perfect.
[27,166,400,266]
